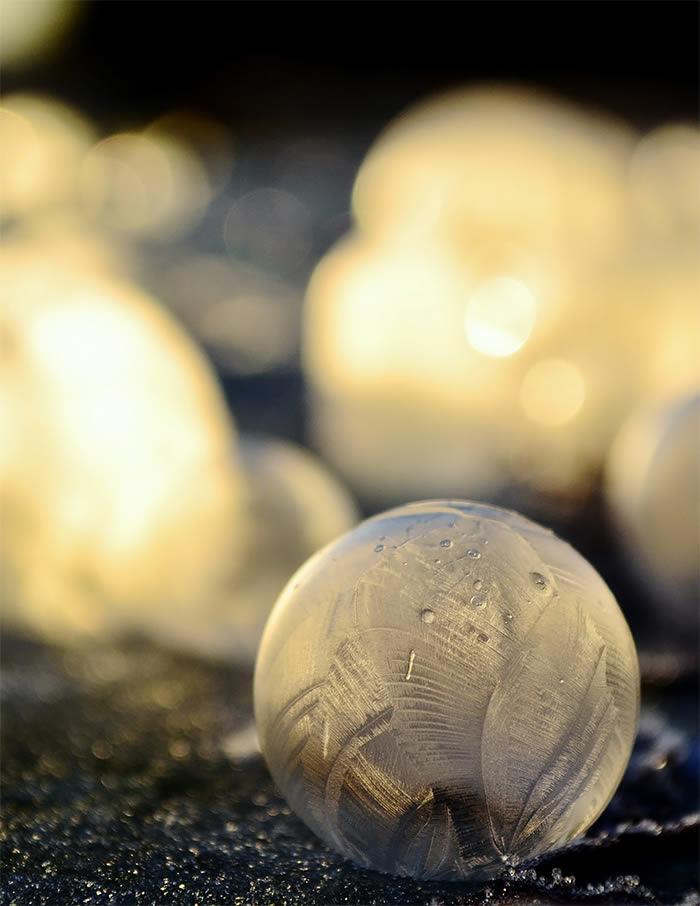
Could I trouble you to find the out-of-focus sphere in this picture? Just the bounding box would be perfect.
[0,94,95,218]
[0,247,241,645]
[628,124,700,238]
[303,234,532,503]
[78,131,212,241]
[151,434,359,664]
[352,86,634,261]
[1,0,80,68]
[605,393,700,633]
[254,500,639,881]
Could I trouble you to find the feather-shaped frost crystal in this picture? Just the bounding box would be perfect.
[254,500,639,881]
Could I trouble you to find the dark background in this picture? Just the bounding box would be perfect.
[2,3,699,905]
[6,1,699,145]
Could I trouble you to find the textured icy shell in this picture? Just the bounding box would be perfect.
[254,500,640,881]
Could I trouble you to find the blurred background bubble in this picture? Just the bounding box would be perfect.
[0,0,697,667]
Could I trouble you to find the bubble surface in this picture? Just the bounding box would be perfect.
[254,500,639,881]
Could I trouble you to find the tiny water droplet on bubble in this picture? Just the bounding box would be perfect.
[470,594,486,608]
[374,544,384,552]
[420,609,435,624]
[440,539,452,548]
[467,549,480,559]
[531,571,547,590]
[504,612,513,624]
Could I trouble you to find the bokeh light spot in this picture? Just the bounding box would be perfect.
[464,276,536,357]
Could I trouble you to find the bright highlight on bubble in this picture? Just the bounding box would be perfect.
[464,276,536,357]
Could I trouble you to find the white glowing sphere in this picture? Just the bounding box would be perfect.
[0,246,241,645]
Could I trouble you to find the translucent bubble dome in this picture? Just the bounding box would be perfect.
[254,500,639,881]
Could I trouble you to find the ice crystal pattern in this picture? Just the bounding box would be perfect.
[254,500,640,881]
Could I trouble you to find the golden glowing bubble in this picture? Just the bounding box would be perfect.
[78,131,211,240]
[223,188,313,274]
[464,276,536,357]
[352,86,634,259]
[303,238,534,503]
[0,94,94,217]
[151,434,359,664]
[301,85,697,506]
[0,245,241,646]
[629,123,700,235]
[520,359,586,426]
[305,234,506,398]
[145,111,235,197]
[1,0,80,67]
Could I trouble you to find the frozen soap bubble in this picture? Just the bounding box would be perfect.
[605,393,700,638]
[254,500,639,881]
[0,246,241,646]
[150,434,359,665]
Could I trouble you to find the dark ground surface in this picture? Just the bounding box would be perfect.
[1,618,698,906]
